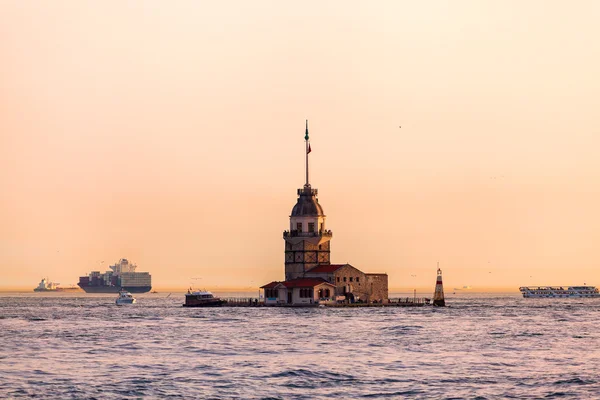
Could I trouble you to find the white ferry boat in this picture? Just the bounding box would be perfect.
[519,286,600,298]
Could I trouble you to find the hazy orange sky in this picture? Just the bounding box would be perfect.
[1,1,599,291]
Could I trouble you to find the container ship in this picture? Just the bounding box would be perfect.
[78,258,152,293]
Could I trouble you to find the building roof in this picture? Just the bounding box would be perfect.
[291,186,325,217]
[260,281,282,289]
[260,278,334,289]
[306,264,349,273]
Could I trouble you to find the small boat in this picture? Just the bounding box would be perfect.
[183,288,227,307]
[116,290,136,305]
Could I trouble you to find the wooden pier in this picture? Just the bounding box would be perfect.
[221,297,264,307]
[217,297,428,308]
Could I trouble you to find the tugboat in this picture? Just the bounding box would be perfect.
[183,288,227,307]
[115,290,136,305]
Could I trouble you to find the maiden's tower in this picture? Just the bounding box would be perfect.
[261,121,388,305]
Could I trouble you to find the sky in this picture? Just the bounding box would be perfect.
[1,1,599,291]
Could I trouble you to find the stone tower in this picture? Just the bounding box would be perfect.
[283,121,333,280]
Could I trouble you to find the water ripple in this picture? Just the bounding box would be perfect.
[1,293,600,399]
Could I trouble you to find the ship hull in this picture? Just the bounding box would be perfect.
[521,294,600,298]
[78,285,151,294]
[182,301,227,307]
[183,298,227,307]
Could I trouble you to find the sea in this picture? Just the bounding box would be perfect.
[1,292,599,399]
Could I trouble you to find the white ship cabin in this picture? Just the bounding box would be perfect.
[187,288,216,299]
[110,258,137,274]
[36,278,57,290]
[261,278,335,306]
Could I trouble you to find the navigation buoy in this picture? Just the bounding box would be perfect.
[433,263,445,307]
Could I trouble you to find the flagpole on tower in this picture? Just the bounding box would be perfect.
[305,119,310,187]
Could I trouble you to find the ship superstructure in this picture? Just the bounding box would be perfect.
[519,286,600,298]
[34,278,79,292]
[78,258,152,293]
[34,278,58,292]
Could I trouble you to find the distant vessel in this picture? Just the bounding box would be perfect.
[33,278,79,292]
[78,258,152,293]
[183,289,227,307]
[453,286,472,291]
[115,290,136,305]
[519,286,600,298]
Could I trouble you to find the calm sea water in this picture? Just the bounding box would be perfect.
[1,292,599,399]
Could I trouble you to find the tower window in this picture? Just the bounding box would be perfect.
[296,223,302,233]
[343,277,347,282]
[308,222,315,233]
[350,277,353,282]
[356,277,360,283]
[337,277,340,283]
[320,223,323,232]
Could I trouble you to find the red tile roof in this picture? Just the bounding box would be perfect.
[282,278,334,288]
[260,281,282,289]
[306,264,349,273]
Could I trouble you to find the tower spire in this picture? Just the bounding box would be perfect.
[305,120,310,187]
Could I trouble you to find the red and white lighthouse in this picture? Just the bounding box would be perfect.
[433,263,445,307]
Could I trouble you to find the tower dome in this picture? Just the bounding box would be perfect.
[291,187,325,217]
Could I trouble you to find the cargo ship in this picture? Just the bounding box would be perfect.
[78,258,152,293]
[34,278,80,292]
